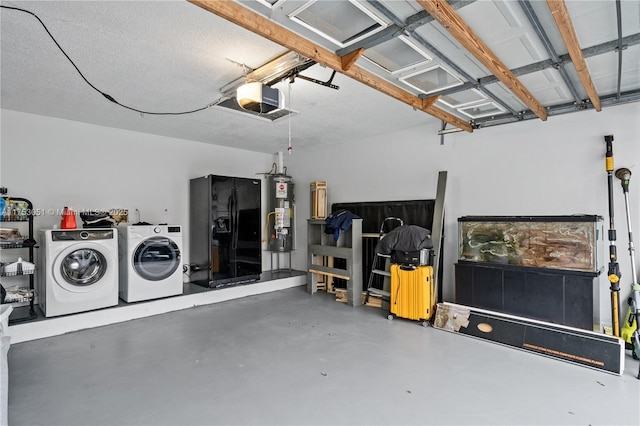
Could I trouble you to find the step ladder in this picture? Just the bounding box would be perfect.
[364,217,403,304]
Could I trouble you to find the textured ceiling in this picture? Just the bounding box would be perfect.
[1,1,638,154]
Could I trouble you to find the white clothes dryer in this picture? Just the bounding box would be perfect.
[38,228,119,317]
[119,225,183,302]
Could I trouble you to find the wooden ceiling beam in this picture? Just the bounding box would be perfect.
[546,0,601,111]
[417,0,548,121]
[188,0,473,132]
[341,48,365,72]
[422,95,441,110]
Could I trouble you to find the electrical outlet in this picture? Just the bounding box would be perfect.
[599,323,614,335]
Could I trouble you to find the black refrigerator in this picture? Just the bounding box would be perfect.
[189,175,262,288]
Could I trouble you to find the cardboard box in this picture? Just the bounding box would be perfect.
[311,181,327,219]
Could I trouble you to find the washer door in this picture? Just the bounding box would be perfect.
[132,236,181,281]
[52,242,115,293]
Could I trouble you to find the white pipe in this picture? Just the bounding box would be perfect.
[277,151,284,174]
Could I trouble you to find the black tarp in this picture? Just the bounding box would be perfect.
[329,200,441,301]
[332,200,435,234]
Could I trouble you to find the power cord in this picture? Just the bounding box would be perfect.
[1,5,219,115]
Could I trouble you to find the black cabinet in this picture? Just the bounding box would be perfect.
[455,261,597,330]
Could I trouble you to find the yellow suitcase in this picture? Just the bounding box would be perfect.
[389,264,434,324]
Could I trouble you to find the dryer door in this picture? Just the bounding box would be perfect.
[133,237,181,281]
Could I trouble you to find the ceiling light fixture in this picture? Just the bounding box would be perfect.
[236,81,283,113]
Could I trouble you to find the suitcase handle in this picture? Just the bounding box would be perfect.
[399,264,417,271]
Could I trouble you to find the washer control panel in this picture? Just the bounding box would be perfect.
[51,229,115,241]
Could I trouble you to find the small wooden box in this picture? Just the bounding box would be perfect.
[311,181,327,219]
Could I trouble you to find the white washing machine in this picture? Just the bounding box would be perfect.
[38,228,119,317]
[118,225,183,302]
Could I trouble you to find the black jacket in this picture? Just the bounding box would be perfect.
[374,225,433,254]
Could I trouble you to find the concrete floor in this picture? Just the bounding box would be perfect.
[7,286,640,426]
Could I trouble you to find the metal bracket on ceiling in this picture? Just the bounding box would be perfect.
[438,120,466,145]
[575,101,588,110]
[289,70,340,90]
[219,51,315,97]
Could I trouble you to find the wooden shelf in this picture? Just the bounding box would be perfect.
[307,219,363,307]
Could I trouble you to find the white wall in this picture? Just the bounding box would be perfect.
[289,102,640,328]
[0,110,277,273]
[2,105,639,328]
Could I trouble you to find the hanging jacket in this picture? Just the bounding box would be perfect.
[324,210,361,241]
[374,225,433,254]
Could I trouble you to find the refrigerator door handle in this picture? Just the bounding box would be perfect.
[232,188,238,250]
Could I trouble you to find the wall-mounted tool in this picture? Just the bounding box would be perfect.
[604,135,621,337]
[615,167,640,378]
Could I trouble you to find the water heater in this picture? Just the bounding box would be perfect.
[267,174,295,252]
